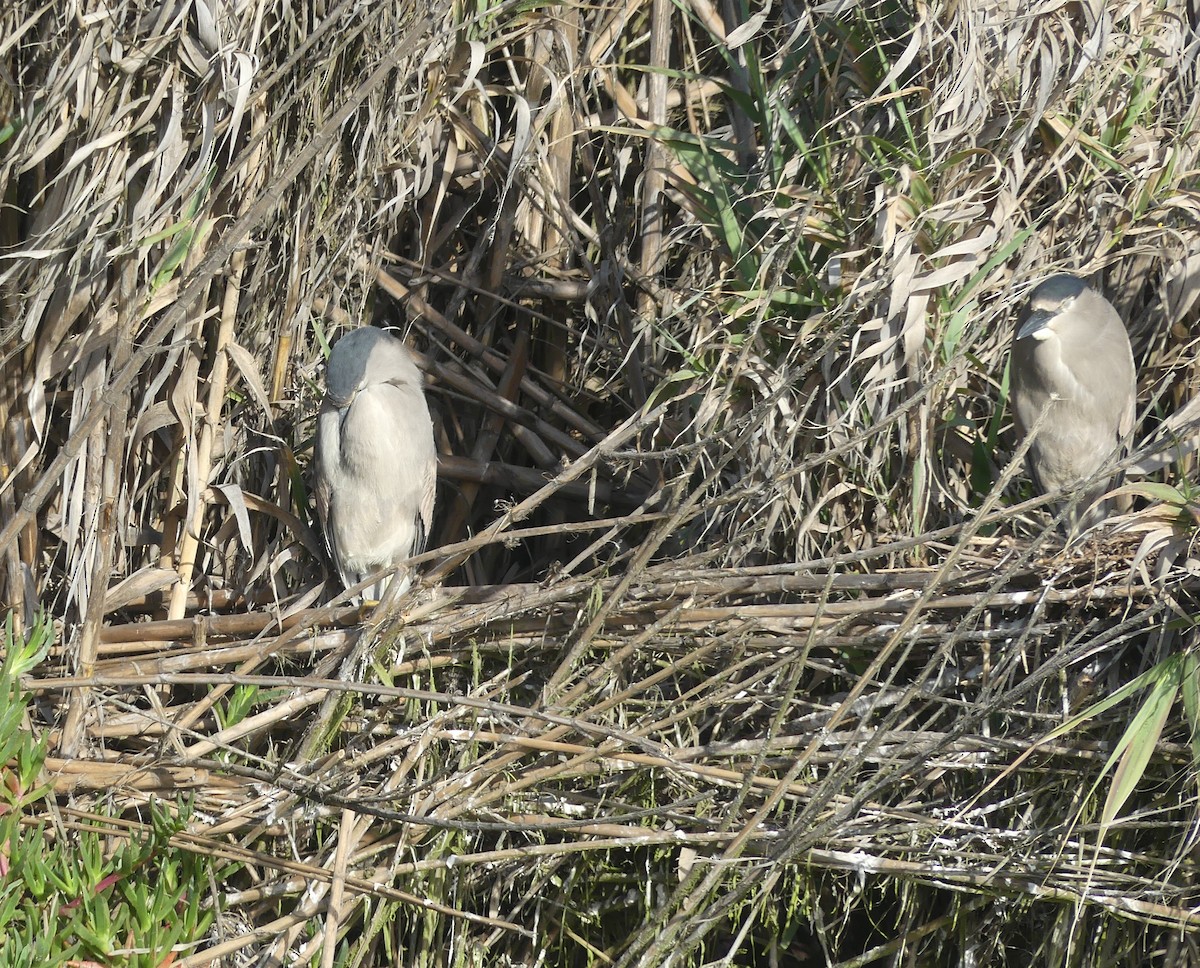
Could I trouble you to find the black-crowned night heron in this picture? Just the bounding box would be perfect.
[315,327,436,601]
[1010,273,1136,533]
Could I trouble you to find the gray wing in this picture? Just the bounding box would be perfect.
[314,401,354,587]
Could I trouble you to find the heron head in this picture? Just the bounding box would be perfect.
[324,328,411,407]
[1017,274,1091,342]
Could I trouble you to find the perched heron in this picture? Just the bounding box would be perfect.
[315,327,436,601]
[1010,273,1136,533]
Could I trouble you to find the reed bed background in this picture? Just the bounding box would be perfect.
[2,0,1200,964]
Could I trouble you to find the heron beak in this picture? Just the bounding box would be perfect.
[326,385,360,408]
[1017,309,1056,341]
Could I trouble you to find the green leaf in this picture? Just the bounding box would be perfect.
[1182,652,1200,775]
[950,227,1036,313]
[1099,656,1179,831]
[1044,659,1169,742]
[1123,481,1186,504]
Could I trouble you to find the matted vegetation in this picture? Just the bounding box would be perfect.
[2,0,1200,964]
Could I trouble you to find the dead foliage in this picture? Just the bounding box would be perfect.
[2,0,1200,963]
